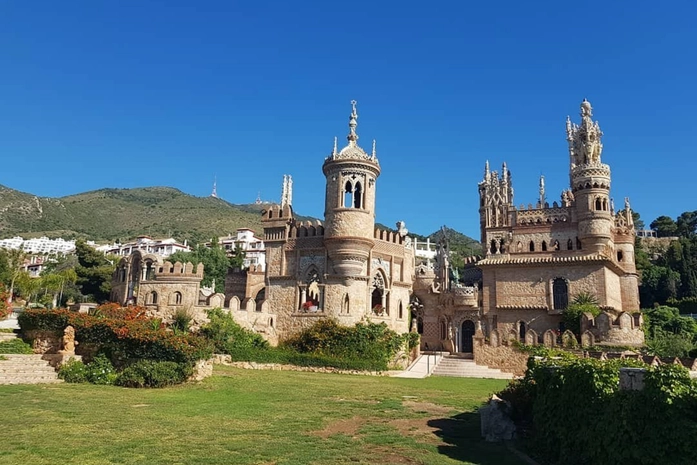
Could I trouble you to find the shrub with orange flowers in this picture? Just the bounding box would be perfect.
[19,306,213,368]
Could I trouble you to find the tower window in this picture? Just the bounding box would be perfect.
[576,238,582,250]
[529,241,535,252]
[567,239,573,250]
[595,198,602,211]
[541,241,548,251]
[354,181,362,208]
[344,181,353,208]
[617,251,624,262]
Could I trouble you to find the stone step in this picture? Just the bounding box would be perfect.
[0,366,59,374]
[431,357,514,379]
[0,354,62,385]
[0,375,63,385]
[0,332,19,341]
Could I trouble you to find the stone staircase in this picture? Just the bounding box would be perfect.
[0,333,62,385]
[431,355,514,380]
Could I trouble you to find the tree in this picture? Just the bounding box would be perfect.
[676,211,697,237]
[73,239,115,302]
[0,248,27,303]
[650,216,678,238]
[230,244,246,270]
[169,240,229,293]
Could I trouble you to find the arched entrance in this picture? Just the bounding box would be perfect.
[461,320,475,353]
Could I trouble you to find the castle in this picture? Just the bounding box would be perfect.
[111,99,644,350]
[414,99,643,352]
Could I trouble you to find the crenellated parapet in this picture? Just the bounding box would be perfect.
[154,261,204,280]
[290,220,325,239]
[373,228,404,244]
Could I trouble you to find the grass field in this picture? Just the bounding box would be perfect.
[0,367,524,465]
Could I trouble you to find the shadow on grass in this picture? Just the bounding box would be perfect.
[428,411,526,465]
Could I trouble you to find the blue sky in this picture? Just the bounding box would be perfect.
[1,1,695,239]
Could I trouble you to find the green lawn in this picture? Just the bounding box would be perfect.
[0,367,524,465]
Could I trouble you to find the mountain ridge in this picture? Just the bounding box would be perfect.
[0,183,481,254]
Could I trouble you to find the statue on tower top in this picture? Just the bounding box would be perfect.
[567,98,604,168]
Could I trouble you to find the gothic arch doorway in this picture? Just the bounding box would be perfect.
[461,320,475,353]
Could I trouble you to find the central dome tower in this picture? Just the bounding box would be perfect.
[322,101,380,276]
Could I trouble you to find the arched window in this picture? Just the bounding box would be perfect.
[576,237,582,250]
[517,241,523,253]
[440,319,447,340]
[595,198,602,210]
[617,251,624,262]
[354,181,362,209]
[398,301,403,319]
[149,291,158,305]
[529,241,535,252]
[173,292,182,305]
[255,287,265,312]
[344,181,353,208]
[541,241,548,251]
[490,239,497,254]
[371,273,386,315]
[342,294,350,314]
[567,239,573,250]
[519,321,526,342]
[553,278,569,310]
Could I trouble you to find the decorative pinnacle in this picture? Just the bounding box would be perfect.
[347,100,358,144]
[332,136,338,156]
[539,175,546,204]
[372,139,376,158]
[484,160,490,178]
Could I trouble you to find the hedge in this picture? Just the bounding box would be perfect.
[501,356,697,465]
[18,308,213,366]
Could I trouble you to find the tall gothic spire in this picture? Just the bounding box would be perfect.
[347,100,358,144]
[281,174,293,208]
[539,175,546,205]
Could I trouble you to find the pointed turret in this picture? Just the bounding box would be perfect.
[322,101,381,277]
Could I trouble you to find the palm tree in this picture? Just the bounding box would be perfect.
[5,248,27,304]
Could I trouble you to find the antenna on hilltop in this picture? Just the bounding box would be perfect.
[255,191,262,204]
[211,176,218,198]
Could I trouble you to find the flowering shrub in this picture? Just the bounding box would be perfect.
[91,303,148,321]
[19,307,213,368]
[58,353,117,385]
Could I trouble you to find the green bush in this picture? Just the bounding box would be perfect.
[0,338,34,354]
[116,360,192,388]
[284,319,409,369]
[504,357,697,465]
[562,292,601,335]
[58,359,88,383]
[227,346,386,371]
[201,308,268,352]
[171,308,192,333]
[85,353,117,385]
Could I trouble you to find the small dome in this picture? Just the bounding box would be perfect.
[336,144,369,160]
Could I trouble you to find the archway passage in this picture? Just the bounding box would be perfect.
[461,320,475,353]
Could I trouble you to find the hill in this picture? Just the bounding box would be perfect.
[0,185,267,244]
[0,185,482,252]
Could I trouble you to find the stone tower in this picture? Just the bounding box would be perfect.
[567,99,613,254]
[478,161,513,252]
[322,101,381,276]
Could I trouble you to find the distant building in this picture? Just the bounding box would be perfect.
[214,228,266,271]
[0,236,76,255]
[98,236,190,258]
[23,256,48,278]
